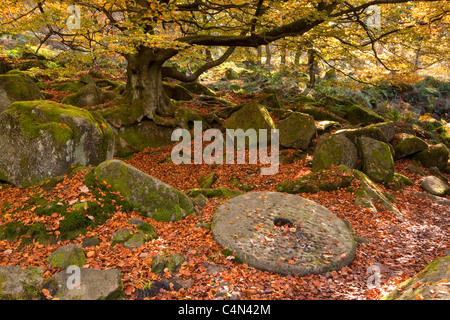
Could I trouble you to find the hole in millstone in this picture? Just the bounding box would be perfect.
[273,217,293,227]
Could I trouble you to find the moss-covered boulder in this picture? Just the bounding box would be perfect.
[0,74,43,112]
[62,84,107,108]
[412,144,449,170]
[393,133,428,159]
[47,244,86,269]
[346,104,385,126]
[0,100,114,187]
[93,160,194,222]
[367,121,396,142]
[300,105,345,122]
[114,120,175,158]
[54,81,86,93]
[383,256,450,300]
[359,136,394,183]
[198,172,218,189]
[334,127,389,145]
[258,93,282,109]
[225,101,276,146]
[111,223,157,248]
[388,173,414,191]
[312,133,358,172]
[278,112,316,149]
[151,253,185,275]
[0,266,44,300]
[43,268,123,300]
[276,165,355,193]
[352,170,401,215]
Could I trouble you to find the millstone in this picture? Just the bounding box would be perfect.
[212,192,357,276]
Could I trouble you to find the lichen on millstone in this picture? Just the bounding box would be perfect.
[93,159,194,222]
[0,100,114,187]
[212,192,357,276]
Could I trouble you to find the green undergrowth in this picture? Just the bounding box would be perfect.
[0,170,134,245]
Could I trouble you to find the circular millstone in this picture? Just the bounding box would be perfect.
[212,192,357,276]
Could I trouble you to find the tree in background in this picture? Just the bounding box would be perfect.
[0,0,448,122]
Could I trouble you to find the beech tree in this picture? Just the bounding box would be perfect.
[0,0,448,122]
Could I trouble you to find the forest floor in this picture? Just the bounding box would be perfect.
[1,142,448,300]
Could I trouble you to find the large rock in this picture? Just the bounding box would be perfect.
[383,256,450,300]
[43,268,123,300]
[393,133,428,159]
[346,104,385,126]
[367,121,396,142]
[278,112,316,149]
[212,192,357,276]
[47,244,86,269]
[420,176,450,197]
[312,133,357,171]
[352,170,401,215]
[0,74,43,112]
[359,136,394,183]
[334,127,389,145]
[0,266,43,300]
[62,84,111,107]
[0,100,114,187]
[412,144,449,170]
[94,160,194,222]
[114,120,175,158]
[225,101,276,146]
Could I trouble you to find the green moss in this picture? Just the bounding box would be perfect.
[186,187,243,198]
[0,74,42,100]
[137,222,158,241]
[387,173,414,190]
[54,81,85,93]
[100,98,147,128]
[346,104,385,125]
[276,166,355,194]
[198,172,218,189]
[412,143,449,170]
[229,178,256,192]
[47,246,86,268]
[7,100,98,146]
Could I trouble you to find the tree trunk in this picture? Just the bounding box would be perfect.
[294,49,302,65]
[122,47,175,121]
[265,45,272,72]
[257,46,262,66]
[280,44,287,66]
[307,49,316,88]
